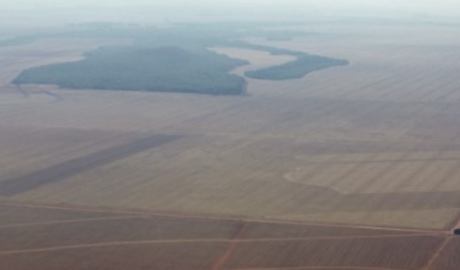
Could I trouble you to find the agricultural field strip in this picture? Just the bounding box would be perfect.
[436,78,460,102]
[320,62,412,101]
[411,69,460,102]
[1,202,446,234]
[359,49,452,101]
[4,132,164,175]
[0,130,177,177]
[57,95,251,138]
[386,62,458,102]
[333,54,440,102]
[411,53,460,101]
[373,149,441,194]
[324,72,388,100]
[0,95,58,105]
[35,94,167,129]
[293,70,380,100]
[296,100,427,197]
[174,99,282,136]
[0,234,441,256]
[0,130,131,178]
[272,69,353,99]
[126,129,460,147]
[100,106,286,196]
[275,97,366,140]
[406,105,460,199]
[362,66,432,101]
[0,134,182,196]
[316,96,460,194]
[21,97,153,131]
[307,157,460,164]
[383,63,442,102]
[337,69,419,101]
[300,147,416,212]
[440,56,460,102]
[420,127,460,201]
[305,98,403,140]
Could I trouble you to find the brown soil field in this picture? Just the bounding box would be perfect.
[0,204,452,270]
[224,237,443,270]
[1,24,460,268]
[0,243,228,270]
[431,238,460,270]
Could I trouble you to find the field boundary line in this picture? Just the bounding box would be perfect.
[0,202,447,234]
[0,239,227,255]
[233,233,440,242]
[421,236,452,270]
[422,209,460,269]
[421,210,460,269]
[0,215,145,229]
[211,222,247,270]
[0,233,440,256]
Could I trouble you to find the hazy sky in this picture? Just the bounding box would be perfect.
[1,0,458,10]
[1,0,459,12]
[1,0,459,25]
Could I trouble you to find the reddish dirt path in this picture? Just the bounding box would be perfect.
[422,236,453,270]
[211,222,247,270]
[421,212,460,270]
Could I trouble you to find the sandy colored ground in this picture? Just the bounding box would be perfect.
[1,25,460,231]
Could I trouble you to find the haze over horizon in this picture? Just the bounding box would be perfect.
[1,0,459,20]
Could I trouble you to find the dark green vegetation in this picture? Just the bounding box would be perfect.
[230,41,349,80]
[11,22,348,94]
[245,55,349,80]
[13,46,248,95]
[0,34,44,47]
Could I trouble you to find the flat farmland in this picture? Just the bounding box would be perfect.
[1,23,460,269]
[0,204,450,270]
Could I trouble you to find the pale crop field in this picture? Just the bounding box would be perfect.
[1,24,460,234]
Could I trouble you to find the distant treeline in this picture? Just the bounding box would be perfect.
[245,55,349,80]
[10,22,349,94]
[0,34,44,47]
[13,46,249,95]
[230,41,349,80]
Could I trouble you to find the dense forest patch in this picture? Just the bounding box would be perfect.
[13,46,249,95]
[10,22,348,94]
